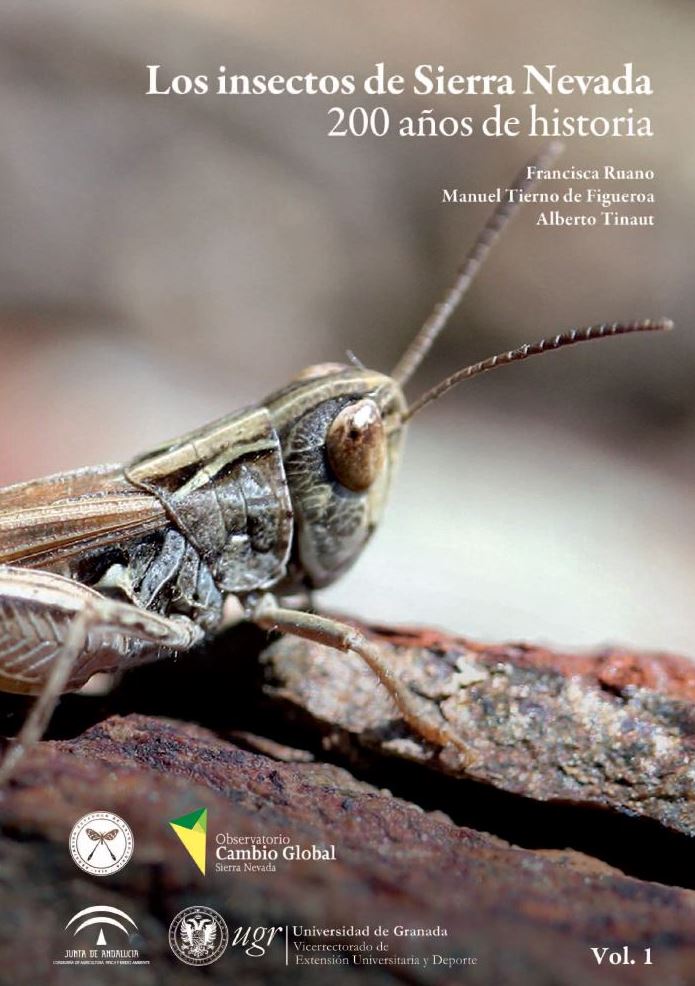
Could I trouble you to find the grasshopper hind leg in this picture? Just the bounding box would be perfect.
[0,566,203,785]
[251,596,474,766]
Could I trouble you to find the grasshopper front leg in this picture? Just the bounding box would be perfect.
[251,596,474,766]
[0,566,203,785]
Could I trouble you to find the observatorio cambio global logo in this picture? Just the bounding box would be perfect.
[169,808,207,875]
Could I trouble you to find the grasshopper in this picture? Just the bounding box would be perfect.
[0,145,670,783]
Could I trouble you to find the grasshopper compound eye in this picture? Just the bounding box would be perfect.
[326,399,386,492]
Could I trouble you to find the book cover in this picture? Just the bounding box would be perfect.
[0,3,691,984]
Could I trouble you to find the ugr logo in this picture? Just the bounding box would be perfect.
[231,924,283,957]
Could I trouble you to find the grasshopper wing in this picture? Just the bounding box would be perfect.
[0,463,166,569]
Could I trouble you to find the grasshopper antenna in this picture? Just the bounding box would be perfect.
[392,141,564,387]
[403,319,673,421]
[346,349,366,369]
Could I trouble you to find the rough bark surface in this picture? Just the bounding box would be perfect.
[0,620,692,986]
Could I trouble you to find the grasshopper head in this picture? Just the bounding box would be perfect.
[265,315,670,592]
[266,364,406,589]
[267,146,671,592]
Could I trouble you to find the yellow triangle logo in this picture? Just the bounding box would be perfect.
[169,808,207,875]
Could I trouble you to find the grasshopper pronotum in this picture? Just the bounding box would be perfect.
[0,145,670,782]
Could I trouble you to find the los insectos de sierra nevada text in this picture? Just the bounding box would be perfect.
[146,62,654,140]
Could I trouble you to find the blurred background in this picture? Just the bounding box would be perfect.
[0,0,693,653]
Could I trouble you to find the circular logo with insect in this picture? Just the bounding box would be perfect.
[69,811,134,876]
[169,906,229,966]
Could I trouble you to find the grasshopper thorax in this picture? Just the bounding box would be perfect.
[266,365,406,589]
